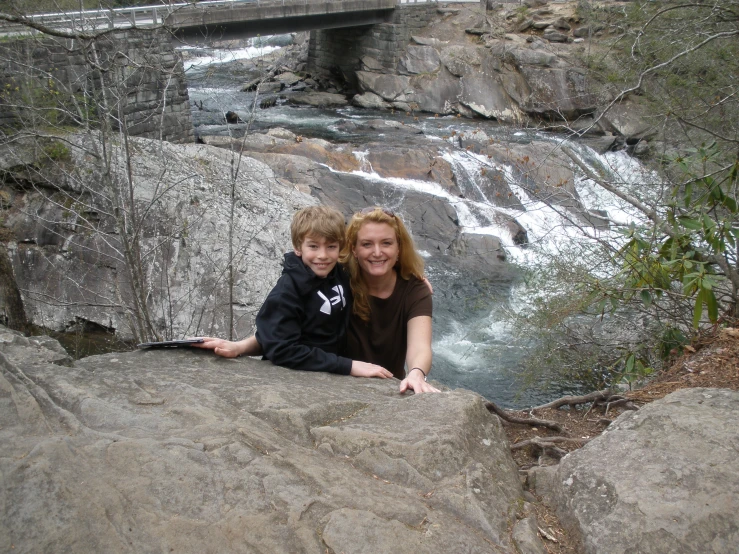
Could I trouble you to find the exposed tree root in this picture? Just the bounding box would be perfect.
[512,436,591,461]
[485,401,563,432]
[511,437,571,460]
[490,390,640,469]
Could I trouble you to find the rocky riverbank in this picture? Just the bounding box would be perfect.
[234,2,655,157]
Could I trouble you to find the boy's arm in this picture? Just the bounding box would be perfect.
[192,336,261,358]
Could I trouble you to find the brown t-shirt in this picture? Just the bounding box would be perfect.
[346,274,433,380]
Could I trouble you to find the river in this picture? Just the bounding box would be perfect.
[181,40,649,408]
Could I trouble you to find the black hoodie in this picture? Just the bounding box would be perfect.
[255,252,353,374]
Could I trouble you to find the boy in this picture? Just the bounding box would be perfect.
[195,206,391,378]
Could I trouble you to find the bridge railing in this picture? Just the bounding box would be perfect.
[5,1,252,33]
[1,0,485,35]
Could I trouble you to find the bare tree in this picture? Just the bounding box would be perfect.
[0,8,295,346]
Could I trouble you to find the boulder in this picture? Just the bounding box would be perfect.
[410,69,463,115]
[363,146,456,190]
[459,57,523,122]
[274,71,302,86]
[519,66,596,119]
[496,45,557,68]
[360,55,385,72]
[363,119,425,135]
[286,92,349,108]
[552,17,571,31]
[356,71,413,102]
[450,232,507,263]
[411,36,448,47]
[352,92,391,110]
[543,29,569,43]
[572,26,593,38]
[399,45,441,75]
[242,80,283,94]
[439,44,483,78]
[0,326,531,553]
[540,388,739,554]
[600,97,659,141]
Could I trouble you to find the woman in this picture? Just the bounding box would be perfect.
[342,207,439,394]
[197,207,439,395]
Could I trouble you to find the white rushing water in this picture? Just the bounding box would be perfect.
[181,45,282,72]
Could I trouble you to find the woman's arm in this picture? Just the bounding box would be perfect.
[399,315,440,394]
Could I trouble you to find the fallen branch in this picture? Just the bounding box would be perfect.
[485,401,563,433]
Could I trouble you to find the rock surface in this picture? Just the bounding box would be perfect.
[1,134,307,340]
[534,388,739,554]
[0,325,534,553]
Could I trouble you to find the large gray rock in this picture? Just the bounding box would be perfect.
[0,326,530,553]
[351,91,391,110]
[410,68,462,115]
[459,58,523,122]
[545,388,739,554]
[287,92,349,107]
[439,44,483,78]
[519,66,597,119]
[1,134,304,341]
[399,45,441,75]
[600,97,659,141]
[356,71,413,102]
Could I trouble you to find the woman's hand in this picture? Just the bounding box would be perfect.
[350,361,393,379]
[401,316,439,394]
[399,367,441,394]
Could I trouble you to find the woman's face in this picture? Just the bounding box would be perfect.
[353,222,400,279]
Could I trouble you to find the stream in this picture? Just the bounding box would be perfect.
[182,40,650,408]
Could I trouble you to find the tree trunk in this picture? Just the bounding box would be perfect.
[0,243,29,333]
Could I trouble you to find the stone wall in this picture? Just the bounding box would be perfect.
[307,3,437,85]
[0,30,193,144]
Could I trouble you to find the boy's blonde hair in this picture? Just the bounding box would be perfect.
[291,205,346,249]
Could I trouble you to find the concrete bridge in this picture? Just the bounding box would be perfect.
[0,0,444,143]
[1,0,439,39]
[167,0,399,42]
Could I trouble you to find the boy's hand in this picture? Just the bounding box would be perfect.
[350,361,393,379]
[191,337,242,358]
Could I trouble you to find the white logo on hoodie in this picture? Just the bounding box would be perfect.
[318,285,345,315]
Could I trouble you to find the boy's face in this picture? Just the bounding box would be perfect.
[295,235,340,278]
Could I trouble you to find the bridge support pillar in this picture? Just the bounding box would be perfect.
[307,3,436,88]
[0,29,193,143]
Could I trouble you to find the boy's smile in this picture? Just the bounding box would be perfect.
[295,235,340,278]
